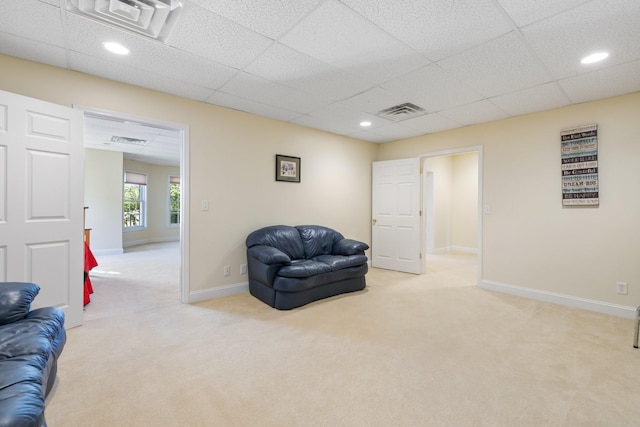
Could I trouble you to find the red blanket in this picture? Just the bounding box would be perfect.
[84,242,98,306]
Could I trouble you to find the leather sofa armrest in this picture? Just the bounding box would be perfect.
[0,282,40,326]
[248,245,292,265]
[333,239,369,256]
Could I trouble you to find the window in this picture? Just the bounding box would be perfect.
[169,176,180,225]
[123,171,147,228]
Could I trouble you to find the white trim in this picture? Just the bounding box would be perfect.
[179,125,190,303]
[123,236,179,248]
[479,280,638,319]
[91,248,124,256]
[188,282,249,303]
[449,246,478,254]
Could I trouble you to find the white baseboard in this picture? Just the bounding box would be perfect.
[431,246,478,255]
[479,280,638,319]
[123,237,179,248]
[187,281,249,303]
[91,248,124,256]
[450,246,478,254]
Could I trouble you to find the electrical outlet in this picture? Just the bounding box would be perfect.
[240,264,247,275]
[224,265,230,276]
[616,282,628,295]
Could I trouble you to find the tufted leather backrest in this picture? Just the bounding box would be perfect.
[246,225,305,260]
[296,225,344,259]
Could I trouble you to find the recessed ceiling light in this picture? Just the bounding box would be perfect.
[103,41,130,55]
[360,121,372,127]
[581,52,609,64]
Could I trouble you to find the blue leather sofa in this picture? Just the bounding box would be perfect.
[0,282,66,427]
[246,225,369,309]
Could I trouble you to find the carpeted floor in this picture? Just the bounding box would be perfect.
[46,242,640,426]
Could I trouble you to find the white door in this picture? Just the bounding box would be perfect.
[0,90,84,328]
[372,158,422,274]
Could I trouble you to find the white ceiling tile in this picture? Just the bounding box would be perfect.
[360,124,425,141]
[292,103,383,136]
[244,43,371,101]
[439,100,509,126]
[339,87,408,115]
[558,60,640,103]
[341,0,514,61]
[381,64,485,112]
[65,13,238,90]
[0,32,67,68]
[346,131,390,144]
[0,0,64,46]
[3,0,639,146]
[400,113,462,134]
[187,0,322,39]
[206,92,303,123]
[219,71,330,114]
[490,82,571,116]
[280,0,428,85]
[496,0,591,27]
[69,51,215,101]
[438,31,552,98]
[521,0,640,79]
[168,3,273,69]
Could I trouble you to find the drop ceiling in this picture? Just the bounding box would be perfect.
[1,0,639,165]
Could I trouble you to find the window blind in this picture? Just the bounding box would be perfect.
[124,171,147,185]
[169,176,180,184]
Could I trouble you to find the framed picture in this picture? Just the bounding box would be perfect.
[275,154,301,183]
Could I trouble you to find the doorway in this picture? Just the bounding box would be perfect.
[421,146,482,283]
[76,106,190,303]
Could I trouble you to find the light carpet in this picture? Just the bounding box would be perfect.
[46,242,640,426]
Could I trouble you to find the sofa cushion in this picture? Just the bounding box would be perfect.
[0,359,46,427]
[246,225,305,260]
[313,254,368,271]
[273,264,368,293]
[296,225,343,258]
[278,259,332,278]
[0,283,40,326]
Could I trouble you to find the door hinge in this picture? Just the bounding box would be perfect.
[419,210,422,216]
[419,253,423,259]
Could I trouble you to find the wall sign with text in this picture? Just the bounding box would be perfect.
[561,124,599,206]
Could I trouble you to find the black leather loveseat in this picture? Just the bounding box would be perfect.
[0,282,66,427]
[246,225,369,309]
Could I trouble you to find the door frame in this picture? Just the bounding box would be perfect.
[74,105,190,303]
[418,145,483,285]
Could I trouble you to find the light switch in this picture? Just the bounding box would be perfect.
[483,204,491,215]
[201,200,209,211]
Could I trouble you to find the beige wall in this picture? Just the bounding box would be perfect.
[451,153,478,252]
[0,54,378,297]
[122,158,180,247]
[379,92,640,308]
[84,148,123,254]
[423,152,478,253]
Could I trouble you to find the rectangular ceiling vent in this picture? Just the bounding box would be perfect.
[111,135,148,146]
[67,0,184,42]
[377,102,426,121]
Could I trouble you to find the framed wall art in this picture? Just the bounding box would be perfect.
[275,154,301,183]
[561,124,599,206]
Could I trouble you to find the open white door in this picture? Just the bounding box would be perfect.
[0,90,84,328]
[372,158,422,274]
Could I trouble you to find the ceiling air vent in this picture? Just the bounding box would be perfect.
[111,135,148,146]
[377,102,426,122]
[67,0,184,41]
